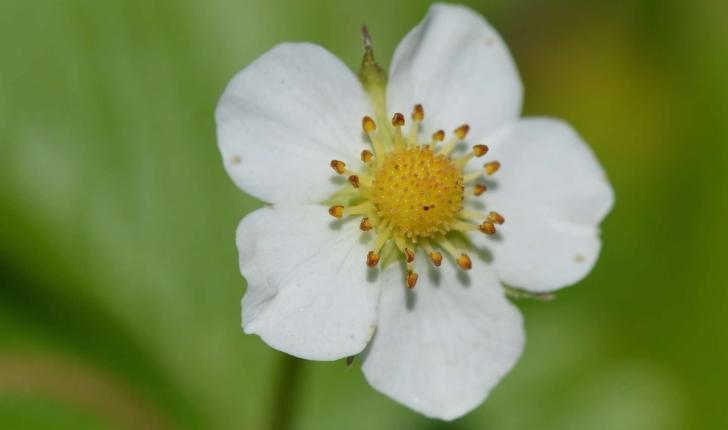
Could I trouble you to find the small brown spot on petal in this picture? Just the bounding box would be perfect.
[574,254,585,263]
[231,155,242,164]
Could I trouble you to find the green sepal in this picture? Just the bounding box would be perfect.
[357,28,392,145]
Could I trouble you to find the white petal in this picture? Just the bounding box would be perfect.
[360,251,524,420]
[238,205,380,360]
[216,43,373,204]
[387,3,522,140]
[468,118,615,292]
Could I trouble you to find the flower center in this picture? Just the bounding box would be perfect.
[327,105,504,288]
[371,146,463,240]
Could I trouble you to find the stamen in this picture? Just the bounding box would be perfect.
[432,235,471,270]
[473,144,489,157]
[478,221,497,235]
[432,130,445,145]
[484,161,501,175]
[408,104,423,147]
[328,205,344,218]
[370,222,393,254]
[343,201,375,216]
[456,253,472,270]
[454,124,470,140]
[406,270,419,288]
[360,217,373,231]
[431,130,445,144]
[487,211,505,225]
[361,150,374,163]
[462,171,484,183]
[457,210,489,220]
[437,124,469,156]
[366,251,380,267]
[366,224,393,267]
[464,184,487,196]
[348,175,360,188]
[393,230,415,263]
[453,145,489,169]
[330,160,346,174]
[363,116,385,163]
[433,235,458,257]
[451,220,479,232]
[419,238,443,267]
[392,113,405,151]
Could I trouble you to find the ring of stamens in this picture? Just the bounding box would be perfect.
[328,104,504,288]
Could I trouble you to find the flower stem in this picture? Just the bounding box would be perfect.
[267,353,304,430]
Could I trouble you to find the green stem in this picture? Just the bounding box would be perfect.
[267,353,304,430]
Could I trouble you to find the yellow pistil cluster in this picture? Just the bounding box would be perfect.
[328,104,504,288]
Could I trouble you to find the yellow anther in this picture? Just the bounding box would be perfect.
[473,144,489,157]
[429,252,443,267]
[392,113,405,127]
[406,270,419,288]
[403,247,415,263]
[330,160,346,174]
[478,221,496,235]
[409,105,423,147]
[411,104,424,121]
[454,144,489,168]
[474,184,486,196]
[454,124,470,140]
[360,217,373,231]
[328,205,344,218]
[487,211,505,225]
[366,251,380,267]
[456,253,472,270]
[484,161,501,175]
[362,116,376,132]
[348,175,360,188]
[361,150,374,163]
[432,130,445,142]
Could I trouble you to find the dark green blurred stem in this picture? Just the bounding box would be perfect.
[268,353,304,430]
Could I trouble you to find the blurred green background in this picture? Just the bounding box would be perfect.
[1,0,727,429]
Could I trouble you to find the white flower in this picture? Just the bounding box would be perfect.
[215,3,614,421]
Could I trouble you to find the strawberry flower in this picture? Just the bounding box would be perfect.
[216,3,613,420]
